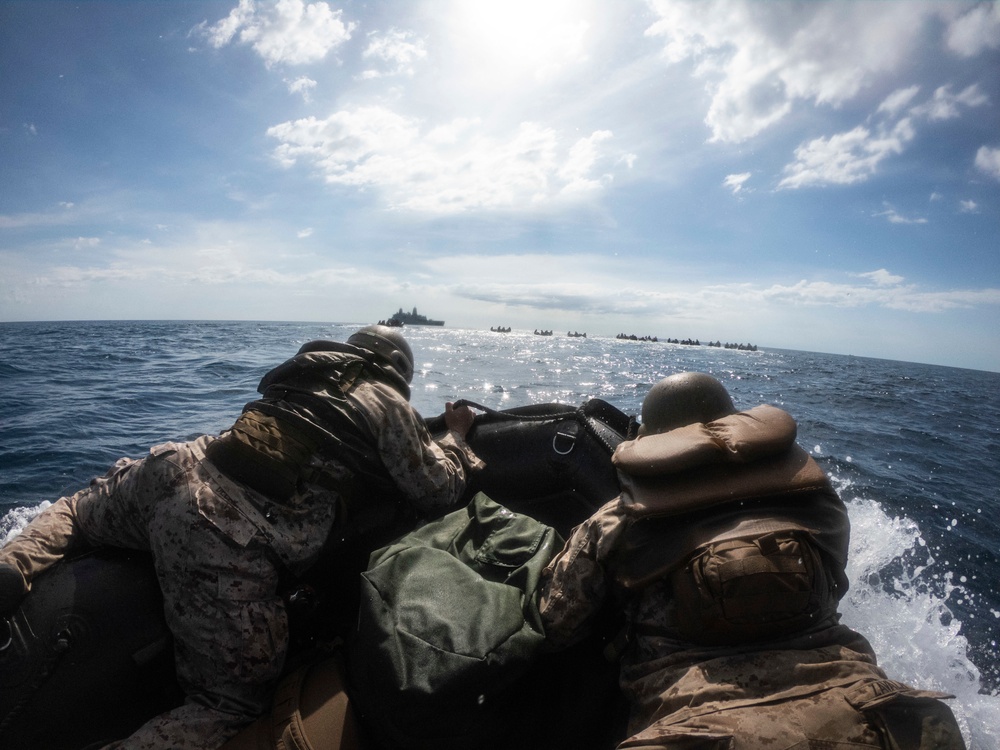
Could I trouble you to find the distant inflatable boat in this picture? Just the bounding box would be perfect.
[0,399,634,750]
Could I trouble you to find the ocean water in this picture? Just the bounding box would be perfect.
[1,320,998,747]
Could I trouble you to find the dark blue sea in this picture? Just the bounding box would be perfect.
[1,320,998,747]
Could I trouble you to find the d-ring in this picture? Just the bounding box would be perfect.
[552,430,576,455]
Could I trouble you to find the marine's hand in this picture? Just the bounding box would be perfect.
[0,562,27,618]
[443,402,476,439]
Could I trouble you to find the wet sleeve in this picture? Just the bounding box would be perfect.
[0,497,84,593]
[374,389,485,515]
[539,498,628,648]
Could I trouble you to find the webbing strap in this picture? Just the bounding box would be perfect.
[718,553,806,582]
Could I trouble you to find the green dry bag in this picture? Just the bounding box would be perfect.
[348,492,562,750]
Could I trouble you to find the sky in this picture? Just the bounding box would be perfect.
[1,0,999,372]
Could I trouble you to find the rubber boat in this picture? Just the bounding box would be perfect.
[0,399,634,750]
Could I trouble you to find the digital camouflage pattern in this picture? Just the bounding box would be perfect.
[540,497,965,749]
[0,374,482,749]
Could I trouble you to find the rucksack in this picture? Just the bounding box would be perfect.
[347,493,563,750]
[665,530,839,646]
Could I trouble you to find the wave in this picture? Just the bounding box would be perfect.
[840,497,999,748]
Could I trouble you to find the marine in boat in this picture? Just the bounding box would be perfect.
[0,398,633,750]
[0,389,965,750]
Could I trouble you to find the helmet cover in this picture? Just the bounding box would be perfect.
[348,325,415,384]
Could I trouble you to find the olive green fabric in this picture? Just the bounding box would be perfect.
[349,492,562,750]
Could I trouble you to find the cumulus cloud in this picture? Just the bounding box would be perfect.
[944,1,1000,57]
[975,146,1000,180]
[779,81,986,189]
[643,1,998,148]
[197,0,354,67]
[359,29,427,80]
[644,0,930,143]
[777,120,914,189]
[959,199,979,214]
[723,172,751,194]
[267,106,632,213]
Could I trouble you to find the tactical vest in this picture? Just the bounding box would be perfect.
[206,344,404,505]
[612,405,851,646]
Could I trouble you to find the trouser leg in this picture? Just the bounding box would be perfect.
[119,444,288,748]
[0,453,150,591]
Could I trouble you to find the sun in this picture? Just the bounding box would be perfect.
[443,0,594,89]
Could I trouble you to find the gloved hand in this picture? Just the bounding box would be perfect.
[0,562,27,617]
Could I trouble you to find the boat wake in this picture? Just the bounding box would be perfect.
[838,493,999,748]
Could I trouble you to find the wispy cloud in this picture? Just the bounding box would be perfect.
[858,269,905,286]
[877,85,921,117]
[873,204,927,225]
[910,83,988,121]
[0,207,81,229]
[431,256,1000,318]
[359,29,427,80]
[762,274,1000,313]
[723,172,751,194]
[285,75,317,102]
[72,237,101,250]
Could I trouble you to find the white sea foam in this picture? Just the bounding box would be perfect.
[841,497,1000,749]
[0,500,48,547]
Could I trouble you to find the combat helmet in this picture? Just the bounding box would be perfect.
[639,372,735,435]
[348,324,415,384]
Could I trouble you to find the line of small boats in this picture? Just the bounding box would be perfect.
[379,312,754,350]
[489,328,588,337]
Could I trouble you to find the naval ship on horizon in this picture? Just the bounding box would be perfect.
[384,307,445,326]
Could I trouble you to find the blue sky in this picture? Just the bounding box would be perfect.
[1,0,998,372]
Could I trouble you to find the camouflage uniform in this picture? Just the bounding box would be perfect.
[540,405,964,750]
[0,348,482,749]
